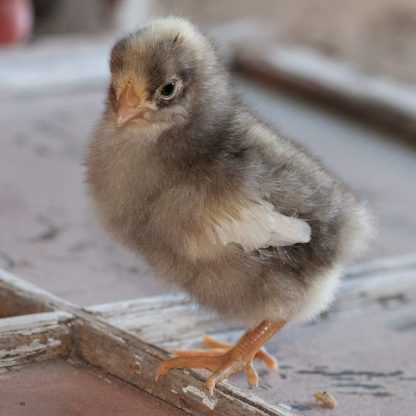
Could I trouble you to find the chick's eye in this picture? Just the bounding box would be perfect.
[160,81,176,98]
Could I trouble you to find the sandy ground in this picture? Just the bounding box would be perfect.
[156,0,416,84]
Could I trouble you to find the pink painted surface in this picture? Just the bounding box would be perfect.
[0,360,186,416]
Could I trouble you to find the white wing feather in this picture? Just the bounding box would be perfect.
[214,200,311,252]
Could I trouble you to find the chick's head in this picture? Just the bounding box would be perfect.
[108,17,218,130]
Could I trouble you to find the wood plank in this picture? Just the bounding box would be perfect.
[332,265,416,315]
[231,300,416,415]
[0,268,77,317]
[72,319,296,416]
[1,255,413,415]
[234,43,416,141]
[87,295,236,348]
[344,253,416,278]
[0,311,73,368]
[81,255,416,415]
[87,293,188,318]
[0,285,51,318]
[86,255,416,347]
[0,268,296,416]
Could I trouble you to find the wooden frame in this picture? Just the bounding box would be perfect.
[233,43,416,142]
[0,268,296,416]
[1,255,415,415]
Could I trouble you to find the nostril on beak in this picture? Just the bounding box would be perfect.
[115,83,149,126]
[116,106,150,127]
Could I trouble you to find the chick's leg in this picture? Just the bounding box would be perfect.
[201,335,278,370]
[156,320,286,395]
[171,335,277,370]
[169,345,263,387]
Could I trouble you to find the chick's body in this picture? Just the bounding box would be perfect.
[86,23,373,386]
[87,18,370,327]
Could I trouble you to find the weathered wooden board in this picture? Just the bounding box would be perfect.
[73,319,296,416]
[0,268,297,416]
[0,255,414,415]
[87,294,237,348]
[322,254,416,317]
[0,286,51,318]
[345,254,416,277]
[87,255,416,348]
[230,298,416,415]
[0,268,77,318]
[81,256,416,414]
[233,43,416,141]
[0,311,73,368]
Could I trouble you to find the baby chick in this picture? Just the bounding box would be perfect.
[86,17,371,394]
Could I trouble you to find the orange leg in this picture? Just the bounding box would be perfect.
[171,335,277,370]
[155,320,286,395]
[201,334,278,370]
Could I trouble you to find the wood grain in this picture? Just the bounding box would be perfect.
[332,259,416,314]
[234,44,416,141]
[87,294,238,348]
[0,311,73,368]
[72,319,296,416]
[0,285,51,318]
[0,268,297,416]
[87,254,416,348]
[1,256,413,415]
[0,268,76,318]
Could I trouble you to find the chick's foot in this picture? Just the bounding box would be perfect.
[155,320,286,395]
[201,334,278,370]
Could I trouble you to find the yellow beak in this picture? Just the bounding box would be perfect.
[115,83,150,126]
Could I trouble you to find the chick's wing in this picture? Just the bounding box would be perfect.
[213,200,311,252]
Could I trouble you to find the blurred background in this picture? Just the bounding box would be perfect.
[1,2,416,414]
[1,0,415,305]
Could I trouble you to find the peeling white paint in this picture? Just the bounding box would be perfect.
[86,294,186,317]
[134,354,143,369]
[108,334,126,344]
[133,354,143,363]
[0,269,76,308]
[0,311,72,335]
[277,403,293,410]
[47,338,62,348]
[182,385,218,410]
[0,337,61,368]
